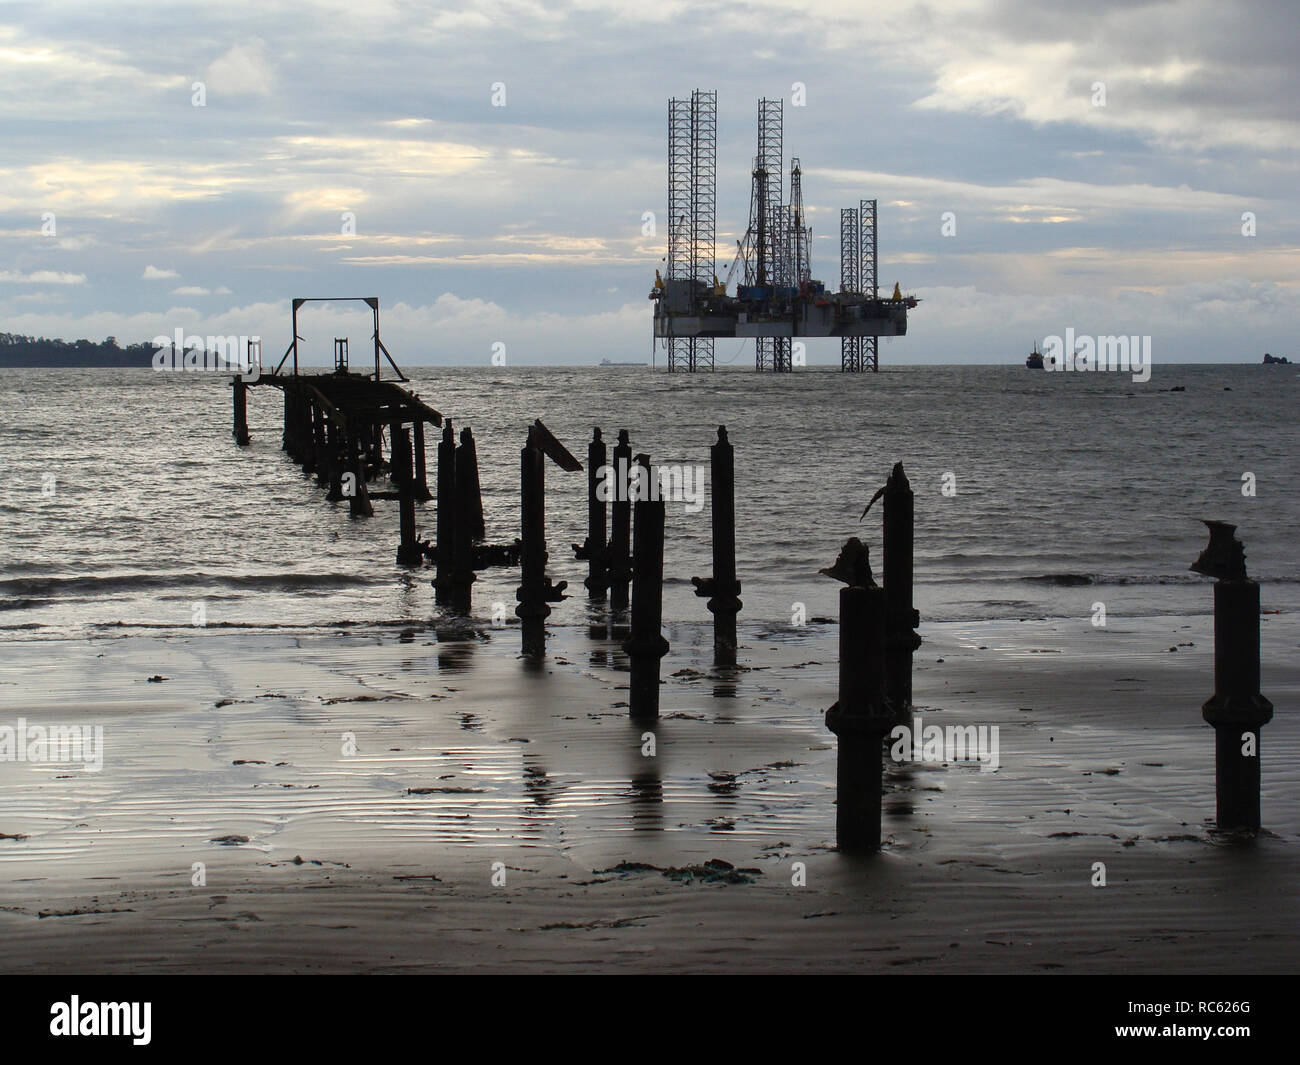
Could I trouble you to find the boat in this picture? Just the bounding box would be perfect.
[1026,340,1044,369]
[599,358,647,367]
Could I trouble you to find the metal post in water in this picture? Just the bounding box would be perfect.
[412,420,431,501]
[393,426,422,566]
[458,427,485,542]
[434,421,456,605]
[346,426,373,518]
[822,538,895,853]
[1191,521,1273,833]
[516,427,563,654]
[514,421,578,655]
[692,426,742,666]
[625,458,668,719]
[325,416,344,501]
[449,428,480,614]
[232,377,250,446]
[573,428,608,601]
[882,462,922,715]
[608,429,633,610]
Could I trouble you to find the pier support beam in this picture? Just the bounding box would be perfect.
[573,428,608,600]
[412,420,432,502]
[515,425,568,655]
[692,426,742,666]
[232,376,250,446]
[607,430,633,610]
[434,422,456,605]
[448,428,481,615]
[822,539,895,853]
[1192,521,1273,833]
[625,460,668,719]
[392,426,422,567]
[346,427,373,518]
[324,417,344,501]
[882,462,921,715]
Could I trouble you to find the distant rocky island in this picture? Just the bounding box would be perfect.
[1262,352,1291,365]
[0,333,156,367]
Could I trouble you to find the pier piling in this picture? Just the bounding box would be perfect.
[882,462,922,714]
[434,422,456,605]
[823,539,895,852]
[232,376,250,446]
[390,426,422,566]
[346,427,373,518]
[608,430,633,610]
[624,458,669,719]
[1192,521,1273,833]
[692,426,742,666]
[574,428,609,600]
[448,428,481,614]
[412,419,431,501]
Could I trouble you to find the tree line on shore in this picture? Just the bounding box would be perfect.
[0,333,157,367]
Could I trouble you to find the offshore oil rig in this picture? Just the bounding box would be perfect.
[650,90,918,373]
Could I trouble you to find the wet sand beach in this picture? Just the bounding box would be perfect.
[2,612,1296,973]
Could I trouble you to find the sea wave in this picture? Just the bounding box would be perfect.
[0,572,379,598]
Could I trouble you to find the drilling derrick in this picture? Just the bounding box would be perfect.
[663,90,717,372]
[651,89,917,373]
[689,89,717,371]
[859,198,879,372]
[788,159,811,287]
[753,99,791,372]
[840,207,862,372]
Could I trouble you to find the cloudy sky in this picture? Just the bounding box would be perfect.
[2,0,1296,365]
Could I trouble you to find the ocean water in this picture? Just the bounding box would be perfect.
[1,363,1296,641]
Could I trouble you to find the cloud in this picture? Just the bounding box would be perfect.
[0,269,86,284]
[142,266,179,280]
[204,39,275,97]
[171,285,210,295]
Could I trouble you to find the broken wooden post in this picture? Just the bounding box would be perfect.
[412,419,432,501]
[515,420,582,656]
[392,426,422,567]
[882,462,922,714]
[448,427,480,614]
[324,416,344,501]
[458,427,485,542]
[433,421,456,605]
[311,403,329,484]
[517,428,550,654]
[1191,521,1273,833]
[281,390,295,459]
[692,426,742,667]
[608,429,633,610]
[624,457,668,719]
[297,394,316,473]
[345,425,373,518]
[573,428,608,600]
[822,538,895,853]
[232,376,250,446]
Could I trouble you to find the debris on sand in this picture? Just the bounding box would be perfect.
[595,858,763,884]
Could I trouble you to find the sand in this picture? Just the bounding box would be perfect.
[0,611,1296,973]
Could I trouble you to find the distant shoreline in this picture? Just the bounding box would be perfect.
[0,360,1284,370]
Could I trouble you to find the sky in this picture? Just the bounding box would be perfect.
[1,0,1297,366]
